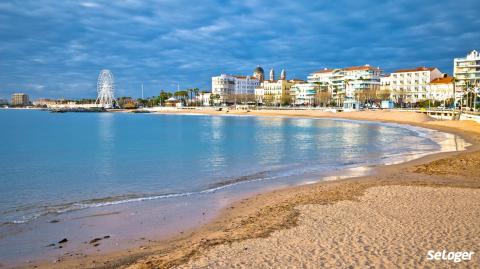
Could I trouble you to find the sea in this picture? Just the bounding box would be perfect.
[0,109,468,265]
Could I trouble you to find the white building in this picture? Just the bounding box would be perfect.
[454,50,480,89]
[254,87,265,104]
[307,65,383,103]
[290,82,317,106]
[211,74,260,103]
[197,92,212,106]
[427,76,456,102]
[307,68,334,85]
[380,75,391,92]
[389,67,443,103]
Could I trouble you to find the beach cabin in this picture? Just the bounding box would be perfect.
[381,100,394,109]
[165,97,181,107]
[343,99,361,111]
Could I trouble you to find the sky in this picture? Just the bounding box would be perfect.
[0,0,479,99]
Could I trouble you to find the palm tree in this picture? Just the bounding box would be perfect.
[342,78,353,107]
[188,89,193,106]
[193,88,200,106]
[452,77,459,111]
[464,80,471,111]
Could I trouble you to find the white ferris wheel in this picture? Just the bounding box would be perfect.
[96,69,116,108]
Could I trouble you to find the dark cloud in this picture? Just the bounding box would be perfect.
[0,0,478,99]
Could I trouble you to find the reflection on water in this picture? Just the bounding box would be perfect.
[322,166,374,181]
[97,113,115,179]
[0,111,470,228]
[436,133,468,152]
[254,117,285,165]
[290,118,315,128]
[210,116,225,141]
[209,116,226,168]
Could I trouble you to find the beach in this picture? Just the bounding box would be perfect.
[14,109,480,269]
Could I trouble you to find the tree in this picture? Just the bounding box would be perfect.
[281,94,292,106]
[174,90,189,104]
[315,89,332,107]
[210,94,221,106]
[263,94,274,107]
[378,89,391,101]
[159,90,171,106]
[188,89,194,105]
[137,98,148,107]
[193,88,200,106]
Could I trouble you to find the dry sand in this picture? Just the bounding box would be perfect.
[177,186,480,268]
[26,110,480,269]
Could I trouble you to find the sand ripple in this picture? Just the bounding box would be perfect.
[178,186,480,268]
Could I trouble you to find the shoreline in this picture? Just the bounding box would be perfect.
[16,110,480,268]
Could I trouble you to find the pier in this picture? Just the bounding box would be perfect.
[400,109,480,122]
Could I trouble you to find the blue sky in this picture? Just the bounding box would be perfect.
[0,0,479,99]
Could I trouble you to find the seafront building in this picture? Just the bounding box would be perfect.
[307,65,383,105]
[11,93,29,106]
[289,81,318,106]
[210,54,479,108]
[0,99,8,106]
[33,98,63,107]
[254,68,295,105]
[197,92,212,106]
[454,50,480,90]
[380,75,391,93]
[389,67,443,104]
[426,76,456,103]
[211,74,259,104]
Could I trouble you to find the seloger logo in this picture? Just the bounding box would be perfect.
[427,250,475,263]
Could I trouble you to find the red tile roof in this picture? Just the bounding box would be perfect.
[311,69,333,74]
[311,65,380,74]
[430,76,454,84]
[342,65,380,71]
[393,67,437,73]
[232,75,259,80]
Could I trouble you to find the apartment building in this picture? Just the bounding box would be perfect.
[454,50,480,89]
[307,65,383,104]
[211,74,260,103]
[389,67,443,103]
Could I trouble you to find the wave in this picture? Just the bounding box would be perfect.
[2,170,278,226]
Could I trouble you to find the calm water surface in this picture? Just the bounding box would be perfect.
[0,109,462,225]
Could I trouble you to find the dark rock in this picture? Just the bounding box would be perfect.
[89,238,102,244]
[49,220,60,223]
[45,243,55,247]
[58,238,68,244]
[93,243,100,247]
[103,235,110,239]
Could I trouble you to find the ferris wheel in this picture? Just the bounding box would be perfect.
[96,69,116,108]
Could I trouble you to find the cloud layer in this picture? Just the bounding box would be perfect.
[0,0,479,99]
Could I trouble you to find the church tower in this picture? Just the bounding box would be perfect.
[269,68,275,81]
[280,69,286,80]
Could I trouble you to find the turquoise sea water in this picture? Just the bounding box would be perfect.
[0,110,459,226]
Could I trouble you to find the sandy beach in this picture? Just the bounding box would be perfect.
[24,109,480,269]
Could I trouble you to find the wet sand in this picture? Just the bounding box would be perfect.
[22,110,480,269]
